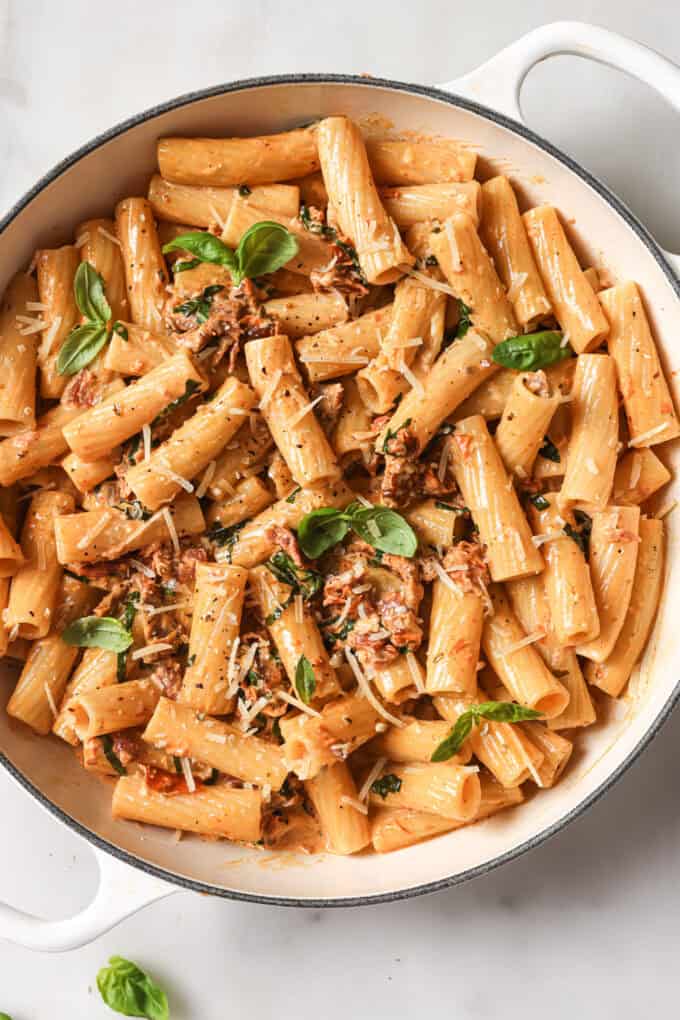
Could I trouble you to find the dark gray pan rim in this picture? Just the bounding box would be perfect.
[1,72,679,911]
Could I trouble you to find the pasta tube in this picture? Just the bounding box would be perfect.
[280,692,379,780]
[0,513,23,577]
[366,138,477,185]
[157,128,319,186]
[61,450,119,493]
[368,763,481,821]
[222,199,330,276]
[77,218,130,322]
[599,281,680,447]
[52,648,119,745]
[576,506,640,662]
[115,197,169,333]
[494,370,561,479]
[0,272,39,433]
[559,354,618,513]
[455,360,575,422]
[148,174,300,225]
[112,773,262,842]
[612,448,671,506]
[103,324,178,376]
[449,415,543,581]
[35,246,80,398]
[70,678,160,740]
[479,176,552,329]
[305,762,371,854]
[378,182,481,227]
[297,305,394,383]
[585,518,663,697]
[206,476,274,529]
[426,580,483,696]
[523,205,609,353]
[264,291,348,338]
[317,116,414,285]
[245,335,340,487]
[369,718,471,765]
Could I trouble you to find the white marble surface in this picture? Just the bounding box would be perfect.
[1,1,680,1016]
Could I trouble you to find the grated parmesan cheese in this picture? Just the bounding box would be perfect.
[502,629,546,655]
[406,651,425,693]
[38,315,62,360]
[339,795,369,815]
[431,558,460,594]
[531,531,567,548]
[506,271,528,302]
[151,461,194,493]
[195,460,216,499]
[406,267,458,297]
[76,511,112,550]
[161,507,180,553]
[294,594,304,625]
[343,648,405,728]
[129,557,156,579]
[358,756,388,802]
[444,219,462,272]
[43,682,58,719]
[97,225,121,247]
[180,757,196,793]
[277,689,322,718]
[131,642,174,660]
[258,369,282,410]
[288,394,324,429]
[398,358,424,396]
[142,424,152,462]
[628,422,671,447]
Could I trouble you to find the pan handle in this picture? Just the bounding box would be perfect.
[440,20,680,269]
[0,845,176,952]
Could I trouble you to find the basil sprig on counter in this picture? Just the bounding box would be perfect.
[163,221,299,285]
[56,262,123,375]
[492,330,571,371]
[62,616,133,654]
[97,955,169,1020]
[295,654,316,705]
[431,701,543,762]
[297,501,418,559]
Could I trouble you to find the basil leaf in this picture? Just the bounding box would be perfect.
[62,616,133,653]
[431,701,543,761]
[101,735,127,776]
[299,203,336,240]
[96,955,169,1020]
[265,550,323,601]
[173,257,201,273]
[151,378,201,426]
[0,1013,13,1019]
[492,330,570,371]
[173,285,224,324]
[564,510,592,560]
[236,221,299,282]
[348,506,418,557]
[529,493,550,511]
[162,231,238,273]
[297,508,350,559]
[285,485,302,504]
[370,773,402,798]
[538,435,560,462]
[56,322,109,375]
[74,261,111,324]
[382,417,412,455]
[112,321,128,340]
[455,299,472,339]
[295,654,316,704]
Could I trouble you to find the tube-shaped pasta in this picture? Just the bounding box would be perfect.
[77,218,130,322]
[143,697,288,787]
[426,581,483,696]
[103,324,178,376]
[494,370,561,479]
[576,506,640,662]
[52,648,121,745]
[115,197,169,333]
[280,692,379,780]
[222,199,330,276]
[35,246,80,398]
[317,117,414,285]
[54,493,204,563]
[112,772,262,842]
[455,360,575,422]
[430,213,518,343]
[378,182,481,228]
[297,305,394,383]
[613,448,671,506]
[158,128,319,186]
[479,177,552,329]
[126,376,255,510]
[0,513,23,577]
[357,277,445,413]
[371,653,423,703]
[520,722,573,787]
[523,205,609,352]
[290,171,327,208]
[206,476,273,529]
[250,564,339,702]
[599,281,679,447]
[6,577,97,735]
[6,490,73,639]
[70,678,160,741]
[0,272,39,433]
[404,499,458,549]
[368,762,481,821]
[482,585,570,718]
[245,335,340,487]
[369,718,471,764]
[366,138,477,185]
[331,377,373,459]
[178,562,248,713]
[370,774,522,852]
[547,653,596,730]
[529,496,599,645]
[148,174,300,225]
[305,761,371,855]
[61,450,118,493]
[264,292,348,339]
[585,518,663,697]
[0,403,86,487]
[230,480,353,568]
[63,351,204,462]
[376,333,497,454]
[449,415,543,581]
[559,354,618,513]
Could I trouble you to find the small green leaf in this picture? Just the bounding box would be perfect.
[265,550,323,601]
[370,773,403,798]
[285,485,302,504]
[0,1013,13,1019]
[538,435,560,462]
[62,616,133,653]
[56,322,109,375]
[564,510,592,560]
[348,505,418,557]
[295,654,316,704]
[173,285,224,324]
[112,321,129,341]
[297,507,350,559]
[299,203,337,239]
[96,955,169,1020]
[101,735,127,776]
[382,418,412,454]
[151,378,201,426]
[492,330,570,371]
[173,257,201,273]
[455,299,472,338]
[74,261,111,324]
[431,701,543,761]
[236,221,299,282]
[163,230,238,272]
[529,493,550,511]
[238,184,252,197]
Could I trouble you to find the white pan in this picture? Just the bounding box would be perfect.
[2,20,680,952]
